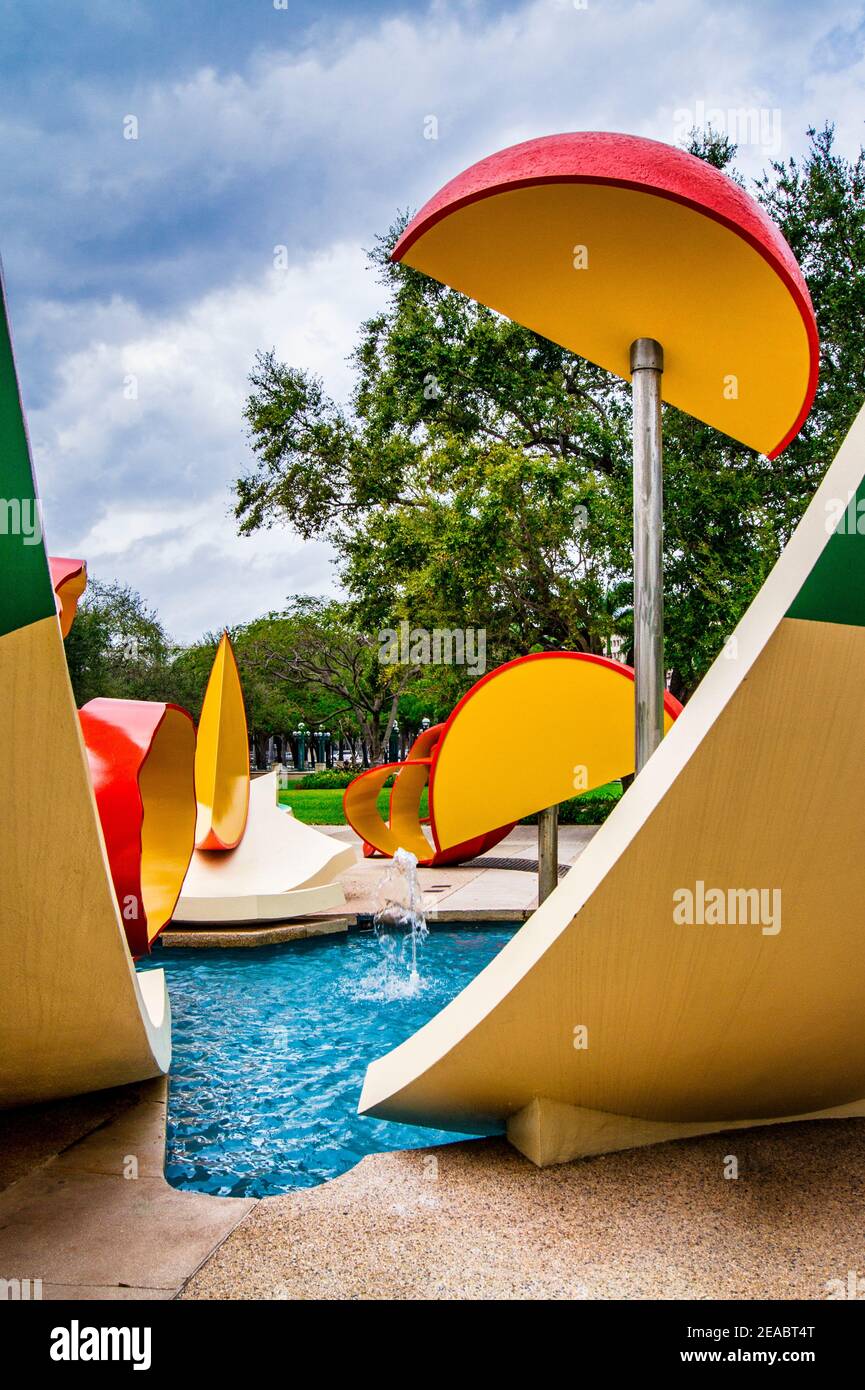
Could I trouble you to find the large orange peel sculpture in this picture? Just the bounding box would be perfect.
[49,555,87,637]
[194,631,250,850]
[344,653,682,865]
[79,698,197,957]
[393,131,818,457]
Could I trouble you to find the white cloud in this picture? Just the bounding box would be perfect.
[27,241,384,639]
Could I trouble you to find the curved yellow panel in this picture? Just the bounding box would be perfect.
[80,697,197,956]
[404,185,811,458]
[343,762,431,860]
[430,654,679,853]
[0,266,170,1107]
[0,617,172,1105]
[195,632,250,851]
[140,707,198,942]
[387,724,440,859]
[394,135,819,457]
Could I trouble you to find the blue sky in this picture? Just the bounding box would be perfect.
[2,0,864,640]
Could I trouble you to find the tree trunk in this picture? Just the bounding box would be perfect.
[253,730,269,771]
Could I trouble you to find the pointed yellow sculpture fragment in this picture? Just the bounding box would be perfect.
[194,632,250,850]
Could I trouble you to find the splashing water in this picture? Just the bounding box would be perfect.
[366,847,430,999]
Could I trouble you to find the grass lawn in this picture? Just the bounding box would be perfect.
[279,787,429,825]
[278,781,620,827]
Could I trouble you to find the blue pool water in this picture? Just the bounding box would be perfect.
[138,925,516,1197]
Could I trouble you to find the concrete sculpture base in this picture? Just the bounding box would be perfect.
[175,772,356,924]
[507,1096,865,1168]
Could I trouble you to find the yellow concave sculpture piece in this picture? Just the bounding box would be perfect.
[195,631,250,851]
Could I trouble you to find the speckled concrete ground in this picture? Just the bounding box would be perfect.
[182,1119,865,1301]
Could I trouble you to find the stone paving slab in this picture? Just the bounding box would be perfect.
[0,1085,141,1193]
[0,1079,253,1298]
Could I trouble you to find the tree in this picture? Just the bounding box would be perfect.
[236,597,419,764]
[64,580,172,706]
[236,238,630,668]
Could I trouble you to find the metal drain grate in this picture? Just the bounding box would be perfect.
[462,856,569,877]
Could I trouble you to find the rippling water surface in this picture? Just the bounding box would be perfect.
[139,925,516,1196]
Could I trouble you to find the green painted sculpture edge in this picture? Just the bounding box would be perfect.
[0,267,54,639]
[787,479,865,628]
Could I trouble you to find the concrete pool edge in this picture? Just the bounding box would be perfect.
[156,910,533,948]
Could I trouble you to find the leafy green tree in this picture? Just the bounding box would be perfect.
[236,225,630,671]
[236,597,419,764]
[64,580,172,706]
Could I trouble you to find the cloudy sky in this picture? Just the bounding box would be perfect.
[3,0,864,640]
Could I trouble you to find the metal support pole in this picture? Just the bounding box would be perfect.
[537,804,559,904]
[630,337,665,772]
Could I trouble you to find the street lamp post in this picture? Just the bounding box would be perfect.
[293,725,307,773]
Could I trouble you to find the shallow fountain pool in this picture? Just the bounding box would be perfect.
[138,924,516,1197]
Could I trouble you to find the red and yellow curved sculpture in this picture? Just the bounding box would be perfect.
[344,653,682,865]
[345,721,514,867]
[79,698,197,957]
[194,632,250,851]
[393,132,818,457]
[49,556,87,637]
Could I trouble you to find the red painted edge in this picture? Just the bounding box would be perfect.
[48,556,86,590]
[427,650,683,852]
[343,652,683,864]
[392,132,819,459]
[386,723,445,828]
[79,697,195,958]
